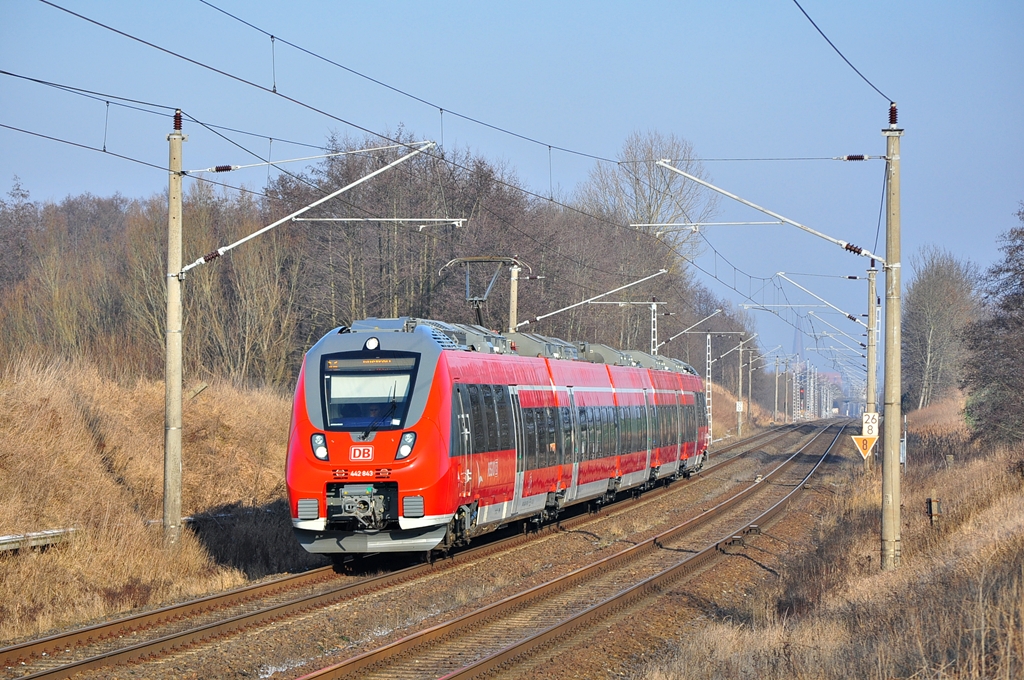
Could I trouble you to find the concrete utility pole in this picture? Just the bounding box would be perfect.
[784,360,791,423]
[774,356,780,423]
[866,266,878,415]
[163,111,185,546]
[865,265,878,472]
[881,104,903,571]
[706,334,712,442]
[733,335,757,437]
[737,344,744,438]
[747,352,754,427]
[508,263,520,333]
[703,330,747,444]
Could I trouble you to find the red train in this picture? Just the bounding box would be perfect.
[286,318,709,555]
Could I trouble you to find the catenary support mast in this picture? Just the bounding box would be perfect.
[881,104,903,570]
[163,111,185,546]
[865,265,878,472]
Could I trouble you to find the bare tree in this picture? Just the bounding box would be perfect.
[0,128,745,390]
[575,130,717,257]
[0,178,39,292]
[902,246,980,410]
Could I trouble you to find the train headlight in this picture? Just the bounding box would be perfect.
[364,337,380,351]
[311,433,329,461]
[395,432,416,460]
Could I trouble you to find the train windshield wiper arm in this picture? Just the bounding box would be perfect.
[362,384,398,437]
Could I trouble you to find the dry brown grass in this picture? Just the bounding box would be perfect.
[0,357,326,643]
[908,395,969,437]
[638,403,1024,679]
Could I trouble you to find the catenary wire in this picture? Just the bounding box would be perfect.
[25,2,867,280]
[791,0,892,103]
[1,69,333,152]
[22,2,859,352]
[196,1,859,167]
[194,0,619,165]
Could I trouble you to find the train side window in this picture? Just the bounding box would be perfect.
[626,406,634,452]
[599,407,609,458]
[638,405,648,450]
[662,406,670,448]
[558,406,572,465]
[663,405,671,446]
[578,407,589,460]
[534,406,548,468]
[653,405,660,449]
[630,406,638,453]
[589,407,600,459]
[618,407,630,453]
[522,407,538,470]
[543,406,558,467]
[671,406,677,445]
[533,407,547,468]
[650,405,660,449]
[603,407,613,456]
[600,407,608,459]
[616,407,625,453]
[494,385,513,451]
[663,405,670,448]
[610,405,618,454]
[451,385,468,457]
[481,385,499,452]
[468,384,488,453]
[668,405,674,445]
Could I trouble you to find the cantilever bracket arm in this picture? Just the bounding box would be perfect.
[179,141,435,276]
[656,160,886,265]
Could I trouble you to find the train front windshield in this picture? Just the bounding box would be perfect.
[321,354,418,431]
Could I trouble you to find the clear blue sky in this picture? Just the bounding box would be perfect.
[2,1,1022,386]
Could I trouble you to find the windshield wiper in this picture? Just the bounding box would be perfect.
[362,383,398,437]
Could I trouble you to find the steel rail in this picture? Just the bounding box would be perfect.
[295,424,839,679]
[1,565,338,668]
[2,424,808,679]
[445,424,846,678]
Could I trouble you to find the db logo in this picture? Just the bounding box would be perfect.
[349,445,374,461]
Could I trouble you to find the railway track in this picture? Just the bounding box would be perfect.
[1,423,816,680]
[295,423,847,679]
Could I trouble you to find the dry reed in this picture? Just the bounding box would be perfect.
[0,357,326,643]
[637,398,1024,679]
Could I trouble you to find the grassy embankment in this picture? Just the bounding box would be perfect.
[642,398,1024,679]
[0,358,326,643]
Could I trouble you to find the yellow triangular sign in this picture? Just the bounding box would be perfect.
[851,435,878,459]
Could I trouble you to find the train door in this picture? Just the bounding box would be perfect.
[673,392,683,465]
[452,384,474,499]
[642,389,653,470]
[556,393,574,493]
[509,386,525,514]
[564,389,582,502]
